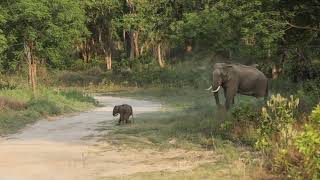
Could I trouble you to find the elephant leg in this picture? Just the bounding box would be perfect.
[119,115,123,125]
[214,92,220,106]
[223,88,235,106]
[125,114,129,124]
[225,88,236,110]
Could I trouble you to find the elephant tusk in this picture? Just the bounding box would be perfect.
[212,86,221,93]
[206,86,212,90]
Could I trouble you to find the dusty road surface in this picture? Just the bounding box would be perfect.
[0,96,215,180]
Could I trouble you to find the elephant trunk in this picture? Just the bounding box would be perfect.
[211,76,222,93]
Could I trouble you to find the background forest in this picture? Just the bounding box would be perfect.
[0,0,319,179]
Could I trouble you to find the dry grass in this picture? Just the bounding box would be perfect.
[0,96,27,111]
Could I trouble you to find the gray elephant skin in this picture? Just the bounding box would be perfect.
[207,63,268,110]
[113,104,134,124]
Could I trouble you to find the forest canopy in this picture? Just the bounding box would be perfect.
[0,0,319,81]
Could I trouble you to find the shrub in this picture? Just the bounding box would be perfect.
[60,90,97,105]
[256,94,299,151]
[256,94,299,174]
[0,78,17,90]
[229,102,262,145]
[27,97,64,116]
[0,96,26,111]
[57,70,103,86]
[294,104,320,179]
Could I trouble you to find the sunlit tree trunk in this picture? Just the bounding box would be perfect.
[133,31,139,57]
[129,31,135,60]
[25,41,37,96]
[272,49,285,79]
[157,44,165,68]
[128,31,139,59]
[105,48,112,70]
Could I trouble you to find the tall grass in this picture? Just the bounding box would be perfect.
[0,86,97,135]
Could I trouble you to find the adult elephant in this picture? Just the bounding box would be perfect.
[207,63,268,110]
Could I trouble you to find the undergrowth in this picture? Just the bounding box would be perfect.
[0,87,97,135]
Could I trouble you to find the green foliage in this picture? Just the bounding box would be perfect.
[256,94,299,152]
[229,101,262,145]
[1,0,87,71]
[294,105,320,179]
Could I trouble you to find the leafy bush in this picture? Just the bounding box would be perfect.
[294,104,320,179]
[27,97,63,115]
[57,69,104,86]
[0,96,26,111]
[229,102,262,145]
[60,90,97,105]
[256,94,299,152]
[255,94,300,175]
[0,78,17,90]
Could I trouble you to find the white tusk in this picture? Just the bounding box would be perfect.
[206,86,212,90]
[212,86,221,93]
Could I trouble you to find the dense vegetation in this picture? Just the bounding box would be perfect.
[0,0,319,179]
[0,0,319,79]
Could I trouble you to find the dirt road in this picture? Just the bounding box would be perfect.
[0,96,214,180]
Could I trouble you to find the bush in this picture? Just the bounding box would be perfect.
[294,104,320,179]
[60,90,97,105]
[256,94,299,152]
[27,97,63,115]
[57,69,104,86]
[0,78,17,90]
[255,94,300,175]
[0,96,26,111]
[229,102,262,145]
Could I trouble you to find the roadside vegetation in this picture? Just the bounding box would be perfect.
[0,77,97,135]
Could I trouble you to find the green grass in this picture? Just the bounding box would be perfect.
[102,88,265,149]
[97,87,275,179]
[102,160,273,180]
[0,86,97,135]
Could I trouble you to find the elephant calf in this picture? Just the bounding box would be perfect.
[112,104,134,124]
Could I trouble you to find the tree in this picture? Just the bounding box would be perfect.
[3,0,87,94]
[83,0,122,70]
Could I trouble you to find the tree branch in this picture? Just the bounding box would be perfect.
[286,21,320,31]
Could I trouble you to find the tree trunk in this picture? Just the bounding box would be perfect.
[272,49,285,79]
[129,31,135,60]
[105,48,112,70]
[25,41,37,96]
[157,44,165,68]
[272,64,282,79]
[185,39,193,53]
[133,31,139,57]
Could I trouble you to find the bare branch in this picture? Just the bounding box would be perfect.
[286,21,320,31]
